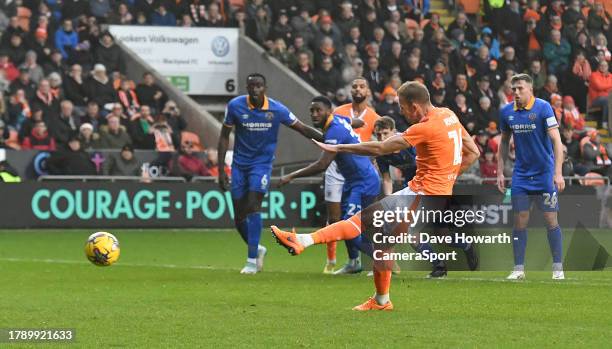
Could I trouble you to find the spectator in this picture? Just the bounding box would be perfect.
[0,52,19,82]
[562,96,585,132]
[151,114,177,152]
[135,72,166,113]
[85,63,117,109]
[291,7,316,46]
[6,88,30,130]
[293,52,315,86]
[21,121,56,151]
[6,34,26,66]
[64,64,88,110]
[268,9,291,42]
[537,75,559,102]
[587,1,611,36]
[447,11,478,44]
[80,101,101,130]
[49,100,79,146]
[47,136,96,175]
[315,15,343,50]
[588,60,612,127]
[19,51,45,84]
[109,3,134,25]
[401,54,426,86]
[364,56,388,100]
[550,93,564,123]
[128,104,156,149]
[543,29,571,76]
[452,93,477,134]
[580,129,611,176]
[375,86,405,132]
[472,75,498,109]
[9,68,36,101]
[32,79,60,120]
[568,52,592,112]
[448,73,473,105]
[336,1,359,37]
[162,100,186,136]
[171,141,210,179]
[593,33,611,64]
[314,56,341,99]
[117,79,140,115]
[475,96,498,132]
[562,127,581,161]
[479,150,498,184]
[77,122,100,150]
[98,114,131,149]
[151,4,177,27]
[103,144,141,176]
[135,0,157,20]
[95,32,123,74]
[90,0,112,20]
[314,36,343,71]
[48,72,64,100]
[30,28,52,67]
[498,80,514,108]
[246,5,271,46]
[499,46,523,77]
[43,50,67,76]
[270,38,294,67]
[54,19,78,60]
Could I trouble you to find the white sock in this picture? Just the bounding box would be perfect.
[247,258,256,264]
[552,263,563,272]
[296,234,314,247]
[514,265,525,272]
[374,293,390,305]
[258,244,265,252]
[327,259,336,264]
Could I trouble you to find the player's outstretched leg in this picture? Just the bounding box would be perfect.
[271,213,363,255]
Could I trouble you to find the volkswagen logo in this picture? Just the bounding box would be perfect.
[211,36,230,57]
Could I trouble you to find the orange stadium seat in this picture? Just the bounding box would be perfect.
[580,172,606,186]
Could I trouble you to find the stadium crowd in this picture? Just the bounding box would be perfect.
[0,0,611,183]
[243,0,612,181]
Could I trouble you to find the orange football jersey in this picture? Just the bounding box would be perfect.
[333,104,380,142]
[402,107,465,195]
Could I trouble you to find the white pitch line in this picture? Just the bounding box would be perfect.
[1,258,611,285]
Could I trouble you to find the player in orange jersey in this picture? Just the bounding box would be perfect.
[323,77,379,275]
[271,81,480,311]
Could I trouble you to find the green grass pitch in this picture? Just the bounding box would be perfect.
[1,229,611,348]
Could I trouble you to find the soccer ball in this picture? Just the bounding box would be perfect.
[85,232,120,266]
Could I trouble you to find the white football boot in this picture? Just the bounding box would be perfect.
[506,270,526,280]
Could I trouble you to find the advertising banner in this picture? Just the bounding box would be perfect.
[109,25,238,95]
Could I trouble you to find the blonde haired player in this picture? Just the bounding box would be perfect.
[271,81,480,310]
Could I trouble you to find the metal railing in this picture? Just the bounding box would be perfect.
[457,175,611,187]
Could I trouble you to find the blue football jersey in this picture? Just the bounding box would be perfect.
[499,97,558,177]
[224,95,297,167]
[324,114,380,195]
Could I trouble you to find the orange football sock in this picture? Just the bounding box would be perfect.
[373,270,392,295]
[326,241,337,261]
[311,213,362,244]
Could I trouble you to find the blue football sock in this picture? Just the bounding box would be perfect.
[235,219,248,244]
[344,236,361,260]
[547,226,563,264]
[512,229,528,267]
[246,212,262,259]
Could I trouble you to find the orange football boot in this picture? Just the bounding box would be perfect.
[352,298,394,311]
[270,226,304,255]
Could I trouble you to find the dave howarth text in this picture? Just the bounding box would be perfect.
[372,232,512,245]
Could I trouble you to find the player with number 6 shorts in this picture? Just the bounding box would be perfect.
[497,73,566,280]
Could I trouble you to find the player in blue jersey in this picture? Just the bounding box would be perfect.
[279,96,381,270]
[497,73,566,280]
[373,116,479,277]
[217,74,323,274]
